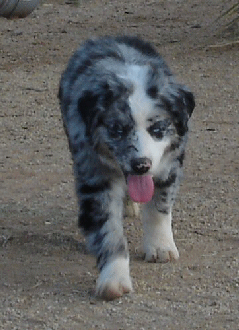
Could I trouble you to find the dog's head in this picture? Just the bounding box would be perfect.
[74,63,194,178]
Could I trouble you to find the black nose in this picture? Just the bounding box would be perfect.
[131,157,152,175]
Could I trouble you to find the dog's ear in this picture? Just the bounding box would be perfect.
[173,88,195,136]
[77,82,115,136]
[162,86,195,136]
[77,90,100,134]
[78,90,99,115]
[180,88,195,118]
[78,77,128,125]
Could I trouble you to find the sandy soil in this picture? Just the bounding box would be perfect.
[0,0,238,329]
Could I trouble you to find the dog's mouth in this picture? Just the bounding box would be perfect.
[127,174,154,203]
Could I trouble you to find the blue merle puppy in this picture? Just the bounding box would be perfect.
[58,36,195,300]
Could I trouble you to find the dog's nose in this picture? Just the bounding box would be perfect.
[131,157,152,175]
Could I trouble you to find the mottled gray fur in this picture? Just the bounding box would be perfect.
[58,36,195,299]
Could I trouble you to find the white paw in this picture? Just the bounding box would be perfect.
[96,257,133,300]
[142,209,179,263]
[143,238,179,263]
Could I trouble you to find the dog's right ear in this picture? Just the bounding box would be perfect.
[77,90,99,133]
[78,90,99,114]
[78,82,115,133]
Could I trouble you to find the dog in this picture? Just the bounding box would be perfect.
[58,36,195,300]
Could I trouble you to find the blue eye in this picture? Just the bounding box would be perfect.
[151,125,163,139]
[148,120,170,139]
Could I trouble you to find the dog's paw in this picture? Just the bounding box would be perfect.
[143,239,179,263]
[96,258,133,300]
[125,199,141,218]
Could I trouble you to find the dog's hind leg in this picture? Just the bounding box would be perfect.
[78,179,132,300]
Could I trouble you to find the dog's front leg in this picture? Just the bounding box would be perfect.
[141,174,180,263]
[142,204,179,263]
[79,180,132,300]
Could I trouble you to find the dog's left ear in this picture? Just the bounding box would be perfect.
[168,86,195,136]
[180,88,195,119]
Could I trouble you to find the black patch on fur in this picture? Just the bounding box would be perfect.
[80,181,110,195]
[97,241,127,271]
[147,85,158,99]
[154,206,169,214]
[79,90,99,111]
[93,231,107,247]
[160,96,172,113]
[159,191,168,203]
[78,80,130,139]
[78,90,99,129]
[168,141,180,152]
[180,88,195,118]
[161,96,186,137]
[172,96,188,136]
[97,250,110,270]
[160,89,195,137]
[177,152,185,166]
[147,120,170,140]
[79,198,108,232]
[154,173,177,189]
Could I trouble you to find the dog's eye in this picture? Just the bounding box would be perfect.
[148,120,170,139]
[150,125,163,139]
[108,123,125,139]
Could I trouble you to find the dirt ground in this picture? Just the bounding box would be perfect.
[0,0,238,329]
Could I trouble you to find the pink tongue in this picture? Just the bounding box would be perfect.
[127,175,154,203]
